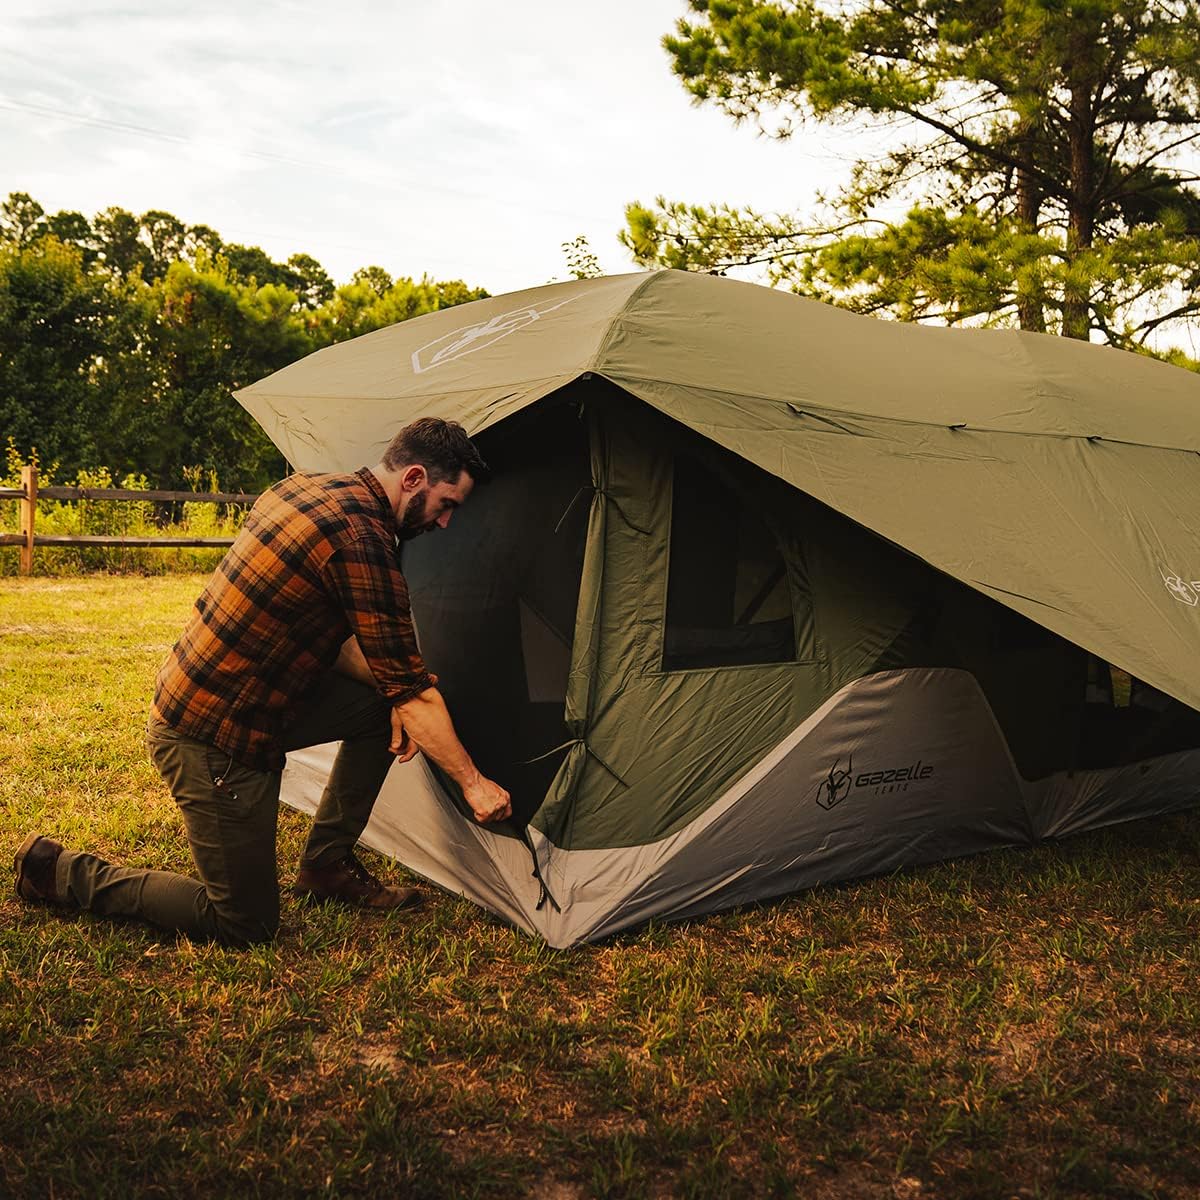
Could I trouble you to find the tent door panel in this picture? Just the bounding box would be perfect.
[402,398,590,827]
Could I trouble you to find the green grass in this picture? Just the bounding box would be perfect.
[2,575,1199,1199]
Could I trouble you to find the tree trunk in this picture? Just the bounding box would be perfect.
[1062,56,1097,341]
[1015,118,1046,334]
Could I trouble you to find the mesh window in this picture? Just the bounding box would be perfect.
[663,455,795,671]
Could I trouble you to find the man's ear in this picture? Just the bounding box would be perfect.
[400,464,427,492]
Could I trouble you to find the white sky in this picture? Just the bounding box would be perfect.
[0,0,877,294]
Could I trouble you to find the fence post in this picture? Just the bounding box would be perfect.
[19,464,37,576]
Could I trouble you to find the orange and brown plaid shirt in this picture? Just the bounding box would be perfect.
[152,468,433,770]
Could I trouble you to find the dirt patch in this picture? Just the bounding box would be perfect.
[989,1021,1052,1083]
[526,1179,587,1200]
[311,1032,403,1076]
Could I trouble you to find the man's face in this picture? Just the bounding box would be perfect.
[398,468,474,540]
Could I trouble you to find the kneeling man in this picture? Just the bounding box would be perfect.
[15,417,510,946]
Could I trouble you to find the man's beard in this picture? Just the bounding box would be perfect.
[398,487,436,540]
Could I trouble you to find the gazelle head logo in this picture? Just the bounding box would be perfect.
[1163,571,1200,607]
[411,296,578,375]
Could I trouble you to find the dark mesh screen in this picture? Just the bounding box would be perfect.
[663,455,795,671]
[402,402,590,826]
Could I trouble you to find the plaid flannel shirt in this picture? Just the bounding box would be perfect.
[152,468,434,770]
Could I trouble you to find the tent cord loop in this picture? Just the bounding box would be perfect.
[553,487,591,534]
[519,738,627,788]
[554,485,651,536]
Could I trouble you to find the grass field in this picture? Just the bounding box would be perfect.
[2,575,1199,1199]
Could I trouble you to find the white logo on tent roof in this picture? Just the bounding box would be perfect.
[411,296,579,375]
[1163,571,1200,607]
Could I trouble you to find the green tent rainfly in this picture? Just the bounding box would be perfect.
[236,270,1200,947]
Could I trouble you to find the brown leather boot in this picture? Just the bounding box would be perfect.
[293,852,422,911]
[14,834,65,904]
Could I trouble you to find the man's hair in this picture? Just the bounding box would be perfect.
[382,417,490,484]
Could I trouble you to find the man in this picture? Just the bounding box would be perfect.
[14,417,510,946]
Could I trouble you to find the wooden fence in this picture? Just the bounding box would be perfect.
[0,466,260,574]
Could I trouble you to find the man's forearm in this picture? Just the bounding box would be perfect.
[394,687,481,788]
[395,687,512,824]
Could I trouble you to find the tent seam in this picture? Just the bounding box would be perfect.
[586,271,668,373]
[599,372,1200,456]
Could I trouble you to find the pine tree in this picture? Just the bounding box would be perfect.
[623,0,1200,346]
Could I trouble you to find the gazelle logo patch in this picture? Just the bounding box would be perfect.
[816,756,853,811]
[411,295,579,375]
[1163,571,1200,607]
[816,753,936,810]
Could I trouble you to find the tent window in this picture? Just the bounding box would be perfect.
[663,455,795,671]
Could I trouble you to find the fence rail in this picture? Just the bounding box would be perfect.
[0,486,260,504]
[2,466,260,574]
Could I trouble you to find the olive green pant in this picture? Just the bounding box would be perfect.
[54,674,393,946]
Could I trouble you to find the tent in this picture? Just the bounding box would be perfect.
[236,270,1200,947]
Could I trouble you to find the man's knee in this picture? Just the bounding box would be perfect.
[205,894,280,948]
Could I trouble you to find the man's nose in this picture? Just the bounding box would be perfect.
[436,510,453,529]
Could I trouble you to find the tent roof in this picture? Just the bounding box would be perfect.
[236,269,1200,712]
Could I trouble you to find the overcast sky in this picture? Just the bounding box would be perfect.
[0,0,881,294]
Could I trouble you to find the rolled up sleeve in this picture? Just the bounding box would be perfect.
[322,537,436,704]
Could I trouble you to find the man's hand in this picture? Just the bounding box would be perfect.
[389,706,421,763]
[462,775,512,824]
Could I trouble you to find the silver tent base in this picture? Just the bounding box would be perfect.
[280,669,1200,947]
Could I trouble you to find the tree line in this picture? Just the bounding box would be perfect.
[624,0,1200,358]
[0,194,488,490]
